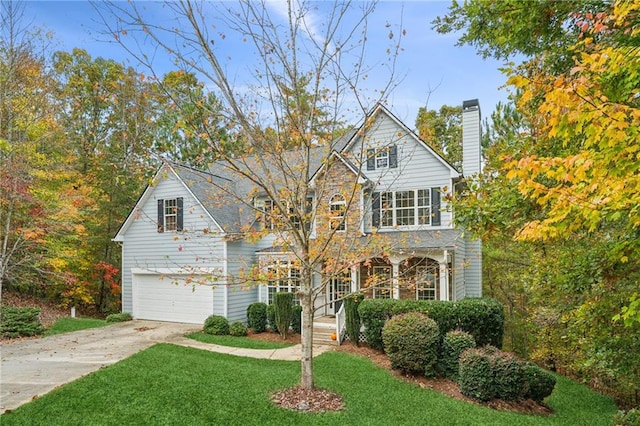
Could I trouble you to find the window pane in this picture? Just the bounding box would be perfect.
[396,191,415,226]
[164,199,178,231]
[376,150,389,168]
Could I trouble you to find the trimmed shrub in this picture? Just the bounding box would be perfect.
[358,299,396,350]
[492,351,524,400]
[291,305,302,334]
[267,304,278,333]
[203,315,229,335]
[229,321,248,336]
[382,312,440,376]
[441,330,476,380]
[105,312,133,323]
[455,298,504,348]
[344,293,364,345]
[359,298,505,353]
[0,306,44,338]
[274,292,294,339]
[521,362,556,403]
[247,302,267,333]
[459,347,494,401]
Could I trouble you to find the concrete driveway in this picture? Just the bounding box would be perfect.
[1,320,200,414]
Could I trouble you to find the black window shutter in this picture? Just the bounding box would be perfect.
[372,192,380,228]
[389,145,398,168]
[157,199,164,233]
[431,188,441,226]
[177,197,184,231]
[366,148,375,170]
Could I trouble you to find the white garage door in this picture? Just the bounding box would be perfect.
[132,274,214,324]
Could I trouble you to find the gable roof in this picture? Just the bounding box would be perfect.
[113,162,224,241]
[341,103,461,178]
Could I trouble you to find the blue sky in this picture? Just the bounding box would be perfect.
[23,1,510,126]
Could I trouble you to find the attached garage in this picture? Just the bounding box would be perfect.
[132,273,214,324]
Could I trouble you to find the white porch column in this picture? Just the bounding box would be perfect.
[391,260,400,300]
[439,250,449,301]
[350,264,358,293]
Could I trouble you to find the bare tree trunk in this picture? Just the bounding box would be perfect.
[300,284,315,390]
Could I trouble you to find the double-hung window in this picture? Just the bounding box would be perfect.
[415,265,438,300]
[366,145,398,170]
[372,188,440,228]
[266,260,301,305]
[157,197,183,232]
[329,194,346,231]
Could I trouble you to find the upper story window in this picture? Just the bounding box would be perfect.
[256,197,313,232]
[372,188,441,228]
[157,197,183,233]
[329,194,346,231]
[366,145,398,171]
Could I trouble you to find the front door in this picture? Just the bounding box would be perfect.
[329,273,351,315]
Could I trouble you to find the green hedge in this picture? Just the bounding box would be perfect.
[246,302,267,333]
[358,297,504,351]
[382,312,440,376]
[0,306,44,338]
[357,299,396,350]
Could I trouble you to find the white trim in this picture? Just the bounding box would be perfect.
[223,240,228,317]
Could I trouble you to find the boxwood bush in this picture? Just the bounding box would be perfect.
[459,347,495,401]
[203,315,229,335]
[441,330,476,380]
[0,306,44,338]
[459,347,554,403]
[246,302,267,333]
[492,351,524,400]
[229,321,247,336]
[521,361,557,403]
[105,312,133,323]
[382,312,440,376]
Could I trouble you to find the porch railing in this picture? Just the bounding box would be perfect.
[336,303,346,344]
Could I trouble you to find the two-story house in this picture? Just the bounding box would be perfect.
[113,100,482,341]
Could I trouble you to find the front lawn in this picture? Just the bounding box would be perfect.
[0,344,616,425]
[186,332,295,349]
[45,317,108,336]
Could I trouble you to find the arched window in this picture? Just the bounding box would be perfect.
[329,194,346,231]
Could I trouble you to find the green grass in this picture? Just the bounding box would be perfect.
[186,332,295,349]
[44,317,108,336]
[1,344,616,425]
